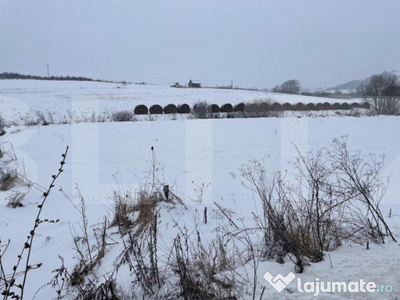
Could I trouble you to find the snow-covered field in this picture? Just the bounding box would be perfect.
[0,80,398,299]
[0,80,360,123]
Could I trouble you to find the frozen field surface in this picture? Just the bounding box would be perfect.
[0,80,359,122]
[0,80,398,300]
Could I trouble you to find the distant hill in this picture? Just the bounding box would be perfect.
[330,71,399,92]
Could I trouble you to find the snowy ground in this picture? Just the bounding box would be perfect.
[0,80,360,124]
[0,80,398,299]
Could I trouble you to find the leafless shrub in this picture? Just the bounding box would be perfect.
[21,114,39,127]
[64,188,118,300]
[0,147,69,299]
[0,114,5,127]
[193,100,209,109]
[74,278,123,300]
[326,138,396,243]
[111,110,134,122]
[0,145,32,208]
[58,114,70,124]
[113,209,162,297]
[193,104,207,118]
[0,168,19,191]
[110,148,191,298]
[6,191,27,208]
[0,114,6,135]
[35,111,55,125]
[240,137,395,273]
[172,230,241,300]
[110,188,161,237]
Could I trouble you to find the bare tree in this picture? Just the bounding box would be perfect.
[360,74,400,115]
[272,85,281,93]
[278,80,301,94]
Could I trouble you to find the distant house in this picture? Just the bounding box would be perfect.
[188,80,201,88]
[170,82,180,88]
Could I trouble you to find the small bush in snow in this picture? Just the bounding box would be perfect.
[36,110,55,125]
[6,191,27,208]
[0,114,6,135]
[241,137,396,273]
[111,110,134,122]
[0,168,19,191]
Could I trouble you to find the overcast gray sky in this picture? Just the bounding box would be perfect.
[1,0,399,89]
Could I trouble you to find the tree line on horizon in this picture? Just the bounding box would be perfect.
[0,72,106,82]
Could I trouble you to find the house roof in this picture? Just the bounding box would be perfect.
[189,79,201,84]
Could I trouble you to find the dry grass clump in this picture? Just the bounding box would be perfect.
[36,110,55,125]
[111,110,134,122]
[0,114,5,136]
[0,144,32,208]
[172,230,241,300]
[110,188,164,237]
[6,191,27,208]
[240,137,396,274]
[0,169,19,191]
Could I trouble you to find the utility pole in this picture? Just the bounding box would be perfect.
[231,80,233,89]
[47,64,50,77]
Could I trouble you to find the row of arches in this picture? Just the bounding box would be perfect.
[133,102,370,115]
